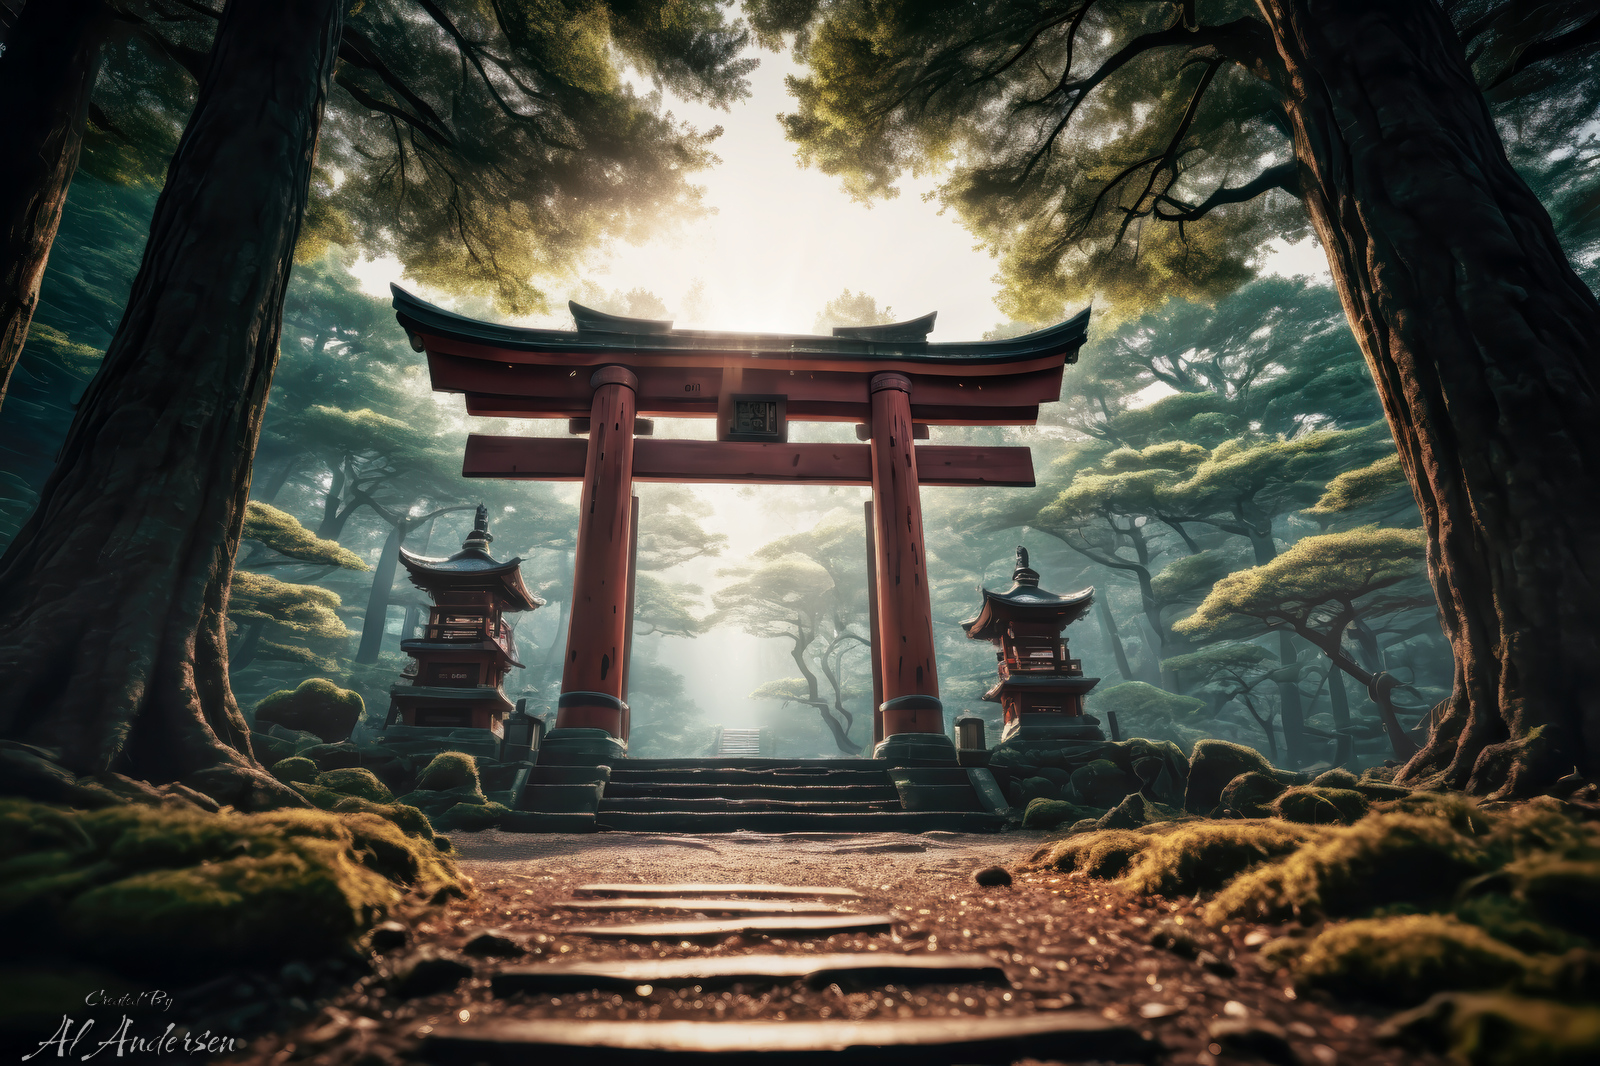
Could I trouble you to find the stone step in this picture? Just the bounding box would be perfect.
[603,783,901,802]
[616,758,886,771]
[421,1013,1157,1065]
[567,914,893,941]
[593,811,1007,834]
[597,798,901,813]
[573,884,864,900]
[490,952,1007,996]
[606,769,892,787]
[559,898,854,916]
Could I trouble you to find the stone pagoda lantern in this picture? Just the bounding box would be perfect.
[960,546,1104,743]
[386,505,542,744]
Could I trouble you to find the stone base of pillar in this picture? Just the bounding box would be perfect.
[999,714,1107,745]
[879,694,945,737]
[874,731,958,766]
[538,727,626,766]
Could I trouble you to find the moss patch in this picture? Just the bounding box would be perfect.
[271,756,319,784]
[0,799,463,975]
[417,751,481,792]
[1292,915,1533,1005]
[1272,785,1370,825]
[1207,811,1492,923]
[317,767,394,804]
[1379,992,1600,1066]
[254,678,364,744]
[1023,798,1099,830]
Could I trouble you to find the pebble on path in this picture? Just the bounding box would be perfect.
[971,865,1013,887]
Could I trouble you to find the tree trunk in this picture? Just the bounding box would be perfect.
[1095,595,1135,682]
[357,522,404,664]
[0,0,344,809]
[0,0,108,412]
[1241,511,1308,767]
[233,618,266,672]
[1259,0,1600,795]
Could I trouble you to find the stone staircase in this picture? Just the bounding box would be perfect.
[420,880,1156,1064]
[711,728,766,757]
[508,758,1012,834]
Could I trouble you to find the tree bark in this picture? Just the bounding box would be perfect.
[1094,595,1135,682]
[1258,0,1600,795]
[0,0,344,809]
[0,0,108,412]
[357,523,404,664]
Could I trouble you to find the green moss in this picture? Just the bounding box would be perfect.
[1027,830,1148,879]
[1218,771,1287,817]
[417,751,481,792]
[436,801,510,832]
[1121,820,1320,897]
[316,768,394,804]
[1023,798,1095,830]
[396,784,489,814]
[1293,915,1533,1005]
[0,799,463,973]
[1185,739,1284,813]
[1207,812,1493,924]
[271,756,319,784]
[1272,785,1369,825]
[1379,992,1600,1066]
[1069,759,1136,808]
[291,782,343,810]
[254,678,364,744]
[1311,767,1360,790]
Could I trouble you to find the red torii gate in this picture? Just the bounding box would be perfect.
[393,288,1089,762]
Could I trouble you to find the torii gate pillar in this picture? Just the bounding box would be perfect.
[868,372,953,762]
[554,366,637,744]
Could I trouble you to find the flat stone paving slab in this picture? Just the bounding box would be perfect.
[567,914,893,941]
[575,883,864,900]
[421,1013,1157,1064]
[491,952,1008,995]
[560,898,853,915]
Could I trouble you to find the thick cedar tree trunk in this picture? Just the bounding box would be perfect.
[0,0,344,809]
[1258,0,1600,795]
[0,0,108,412]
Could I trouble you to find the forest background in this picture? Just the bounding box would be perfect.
[1,0,1595,774]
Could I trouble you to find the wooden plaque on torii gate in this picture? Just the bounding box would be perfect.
[392,287,1089,760]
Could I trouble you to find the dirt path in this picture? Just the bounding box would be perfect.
[238,830,1443,1065]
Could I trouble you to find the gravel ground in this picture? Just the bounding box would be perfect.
[232,829,1445,1065]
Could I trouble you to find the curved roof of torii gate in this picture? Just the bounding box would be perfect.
[393,285,1090,426]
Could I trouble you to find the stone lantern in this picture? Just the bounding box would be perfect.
[960,546,1104,743]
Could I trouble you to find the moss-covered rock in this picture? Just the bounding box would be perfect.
[1218,771,1288,817]
[1378,992,1600,1066]
[436,802,510,832]
[254,678,364,744]
[1023,798,1095,830]
[0,799,462,974]
[1272,785,1370,825]
[1185,739,1291,813]
[1095,792,1187,830]
[1070,759,1136,808]
[1018,776,1061,804]
[1312,767,1360,789]
[316,768,394,804]
[1292,915,1533,1005]
[1207,811,1493,924]
[1027,829,1149,880]
[396,784,489,815]
[290,782,343,810]
[1121,820,1320,897]
[417,751,481,792]
[270,756,319,785]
